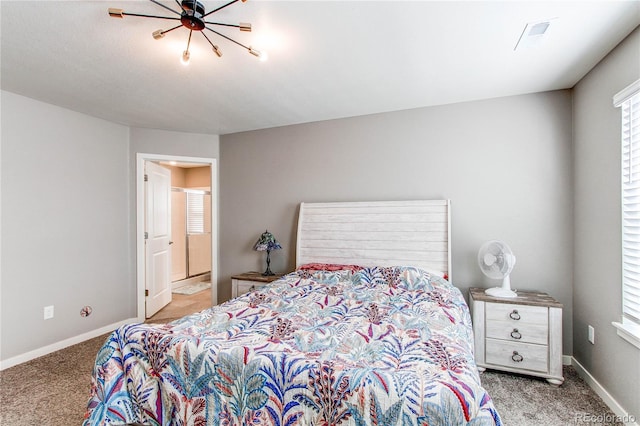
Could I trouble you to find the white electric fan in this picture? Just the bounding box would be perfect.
[478,240,517,298]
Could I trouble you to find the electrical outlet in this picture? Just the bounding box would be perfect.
[43,305,54,320]
[588,325,595,344]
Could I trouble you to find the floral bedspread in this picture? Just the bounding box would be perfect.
[84,266,501,425]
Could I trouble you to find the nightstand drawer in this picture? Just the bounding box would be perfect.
[486,302,548,327]
[486,320,548,344]
[485,339,548,373]
[235,280,266,296]
[231,272,285,299]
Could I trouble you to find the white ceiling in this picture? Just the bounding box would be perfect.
[1,1,639,135]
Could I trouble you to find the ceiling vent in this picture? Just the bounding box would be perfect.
[514,19,554,51]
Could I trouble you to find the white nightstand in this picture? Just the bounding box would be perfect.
[469,287,564,385]
[231,271,284,298]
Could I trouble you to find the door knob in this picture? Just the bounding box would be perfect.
[169,241,174,245]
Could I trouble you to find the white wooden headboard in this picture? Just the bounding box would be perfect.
[296,200,451,279]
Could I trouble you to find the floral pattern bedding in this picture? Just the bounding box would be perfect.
[84,266,501,425]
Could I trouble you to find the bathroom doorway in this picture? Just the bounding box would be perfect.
[136,153,217,322]
[164,163,212,289]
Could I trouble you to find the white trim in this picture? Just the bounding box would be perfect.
[562,355,572,365]
[571,357,639,426]
[612,319,640,350]
[0,318,136,371]
[618,86,640,345]
[136,153,218,322]
[614,79,640,107]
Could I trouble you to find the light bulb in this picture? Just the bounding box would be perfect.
[151,30,164,40]
[212,45,222,58]
[248,47,264,59]
[152,29,165,40]
[108,8,124,18]
[181,50,190,65]
[249,48,268,61]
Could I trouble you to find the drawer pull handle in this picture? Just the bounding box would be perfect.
[510,329,522,340]
[511,351,524,362]
[509,310,521,320]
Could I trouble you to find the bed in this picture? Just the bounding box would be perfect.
[84,200,502,425]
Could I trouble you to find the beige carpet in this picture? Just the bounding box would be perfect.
[482,367,625,425]
[0,334,107,426]
[0,335,625,426]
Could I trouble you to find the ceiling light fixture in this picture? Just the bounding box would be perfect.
[108,0,266,64]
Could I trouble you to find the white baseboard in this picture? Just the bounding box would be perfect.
[0,318,137,371]
[571,357,639,426]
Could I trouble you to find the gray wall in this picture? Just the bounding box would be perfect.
[573,26,640,419]
[0,95,220,363]
[129,127,220,159]
[220,90,574,353]
[1,91,131,360]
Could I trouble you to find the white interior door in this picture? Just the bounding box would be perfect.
[145,161,172,318]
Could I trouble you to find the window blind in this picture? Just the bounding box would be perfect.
[187,192,205,234]
[621,86,640,326]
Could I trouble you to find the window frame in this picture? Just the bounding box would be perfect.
[613,78,640,350]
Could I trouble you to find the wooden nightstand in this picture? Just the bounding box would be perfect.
[469,287,564,385]
[231,272,284,298]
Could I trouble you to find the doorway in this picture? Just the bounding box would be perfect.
[136,153,218,322]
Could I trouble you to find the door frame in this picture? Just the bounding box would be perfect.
[136,153,218,322]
